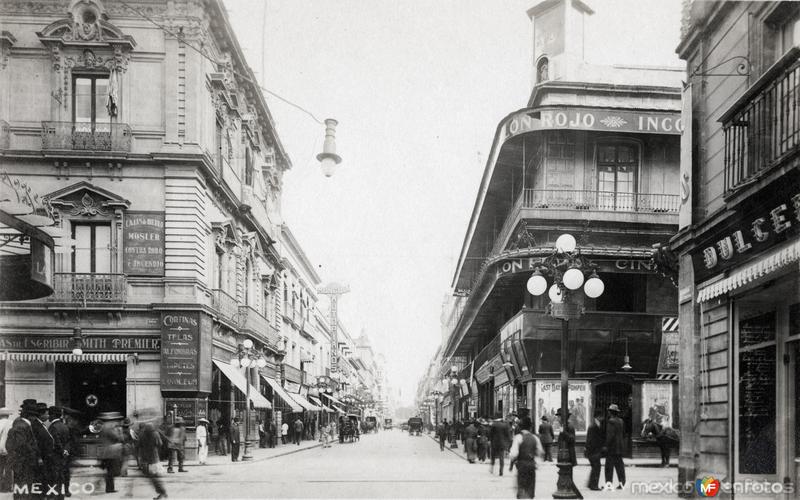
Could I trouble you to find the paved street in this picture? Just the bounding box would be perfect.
[12,429,681,499]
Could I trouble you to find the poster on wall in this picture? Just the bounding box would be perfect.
[123,211,165,276]
[535,380,591,434]
[641,382,674,427]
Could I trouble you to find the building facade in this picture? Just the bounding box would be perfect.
[672,1,800,494]
[433,0,683,456]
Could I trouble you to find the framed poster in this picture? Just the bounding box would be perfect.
[642,382,674,427]
[535,380,591,434]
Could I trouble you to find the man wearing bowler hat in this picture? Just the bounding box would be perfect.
[0,406,14,492]
[32,403,56,494]
[537,415,555,462]
[47,407,70,500]
[6,399,41,499]
[605,404,626,489]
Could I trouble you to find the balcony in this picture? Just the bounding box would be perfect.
[0,120,8,150]
[51,273,126,303]
[41,121,131,152]
[237,305,280,348]
[211,289,238,323]
[722,48,800,193]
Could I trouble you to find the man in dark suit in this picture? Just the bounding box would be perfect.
[229,418,241,462]
[488,414,512,476]
[585,409,605,491]
[537,415,555,462]
[605,404,626,489]
[6,400,40,500]
[47,407,70,500]
[31,403,56,494]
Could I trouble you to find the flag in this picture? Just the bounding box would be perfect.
[106,69,119,117]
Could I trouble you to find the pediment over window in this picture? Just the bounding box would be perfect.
[46,181,130,216]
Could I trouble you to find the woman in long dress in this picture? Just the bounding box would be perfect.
[196,419,209,465]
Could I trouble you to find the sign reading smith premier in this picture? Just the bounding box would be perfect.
[504,107,684,140]
[160,312,200,392]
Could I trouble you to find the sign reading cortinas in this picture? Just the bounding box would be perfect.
[160,312,200,392]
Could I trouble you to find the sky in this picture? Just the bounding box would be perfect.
[224,0,685,406]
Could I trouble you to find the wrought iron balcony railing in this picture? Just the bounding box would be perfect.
[722,49,800,193]
[51,273,126,303]
[211,289,238,323]
[520,189,680,213]
[237,305,281,348]
[41,121,132,152]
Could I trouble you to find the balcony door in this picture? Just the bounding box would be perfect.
[73,75,111,149]
[597,143,638,211]
[72,222,111,274]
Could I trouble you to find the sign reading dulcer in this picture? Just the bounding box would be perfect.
[160,312,200,392]
[123,211,165,276]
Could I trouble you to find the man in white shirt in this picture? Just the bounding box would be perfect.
[0,407,12,492]
[509,416,543,499]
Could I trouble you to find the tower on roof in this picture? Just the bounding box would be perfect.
[527,0,594,87]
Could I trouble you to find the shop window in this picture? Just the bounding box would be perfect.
[596,142,638,211]
[594,273,646,312]
[72,222,111,273]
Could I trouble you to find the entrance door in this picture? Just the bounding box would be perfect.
[55,363,126,427]
[790,341,800,494]
[594,382,633,457]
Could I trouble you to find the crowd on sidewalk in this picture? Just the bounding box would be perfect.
[433,404,638,498]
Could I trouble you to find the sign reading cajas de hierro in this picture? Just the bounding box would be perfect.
[160,312,200,392]
[691,176,800,281]
[123,211,165,276]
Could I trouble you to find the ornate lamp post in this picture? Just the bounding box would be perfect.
[231,338,267,461]
[525,234,604,499]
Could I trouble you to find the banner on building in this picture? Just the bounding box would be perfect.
[534,380,590,434]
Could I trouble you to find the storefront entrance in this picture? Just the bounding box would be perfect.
[54,362,126,427]
[594,380,633,456]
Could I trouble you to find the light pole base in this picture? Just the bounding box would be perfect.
[552,461,581,499]
[242,440,253,461]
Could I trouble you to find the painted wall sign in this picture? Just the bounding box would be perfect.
[504,107,684,141]
[160,312,200,392]
[691,178,800,281]
[0,334,160,352]
[123,211,165,276]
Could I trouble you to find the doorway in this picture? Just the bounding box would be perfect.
[55,363,126,427]
[594,381,633,456]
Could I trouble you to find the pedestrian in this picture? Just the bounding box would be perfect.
[32,402,57,494]
[605,404,626,490]
[489,414,512,476]
[209,417,219,456]
[320,422,330,448]
[281,421,289,445]
[537,415,555,462]
[6,399,40,499]
[61,408,81,498]
[97,412,124,494]
[258,419,266,448]
[585,409,605,491]
[447,420,456,447]
[476,422,488,463]
[0,407,13,493]
[293,418,304,446]
[217,420,229,456]
[436,420,446,451]
[166,417,187,473]
[137,410,167,500]
[464,420,478,463]
[269,420,277,448]
[230,418,241,462]
[196,418,209,465]
[47,407,70,500]
[509,416,543,499]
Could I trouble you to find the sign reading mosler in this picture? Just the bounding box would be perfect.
[123,211,165,276]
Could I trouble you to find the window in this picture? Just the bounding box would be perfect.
[73,75,111,127]
[781,10,800,54]
[536,57,549,83]
[545,131,576,189]
[244,147,254,186]
[596,142,638,211]
[72,222,111,273]
[594,273,646,312]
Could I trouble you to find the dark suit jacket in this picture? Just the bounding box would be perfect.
[489,420,512,451]
[605,416,625,456]
[31,419,55,467]
[229,425,241,445]
[537,422,554,444]
[6,418,39,474]
[585,421,604,459]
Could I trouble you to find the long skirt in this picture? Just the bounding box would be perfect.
[198,438,208,464]
[465,437,478,463]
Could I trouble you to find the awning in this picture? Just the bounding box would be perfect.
[320,393,346,413]
[697,239,800,303]
[287,391,323,412]
[260,375,302,412]
[308,395,335,413]
[0,352,128,363]
[212,360,272,409]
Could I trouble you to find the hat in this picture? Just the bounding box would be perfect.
[608,404,621,413]
[540,415,548,421]
[98,412,124,421]
[48,406,62,418]
[555,408,571,417]
[0,407,12,416]
[197,418,209,424]
[20,399,38,415]
[36,402,48,413]
[122,418,131,426]
[62,407,82,417]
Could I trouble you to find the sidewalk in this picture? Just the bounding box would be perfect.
[425,432,677,468]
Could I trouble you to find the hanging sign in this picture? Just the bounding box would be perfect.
[123,211,165,276]
[160,312,200,391]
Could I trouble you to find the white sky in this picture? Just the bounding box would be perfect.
[224,0,684,406]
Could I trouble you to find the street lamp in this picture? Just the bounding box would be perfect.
[526,233,604,499]
[316,119,342,177]
[231,338,267,461]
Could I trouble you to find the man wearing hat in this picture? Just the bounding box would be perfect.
[488,413,512,476]
[6,399,41,499]
[537,415,554,462]
[605,404,626,489]
[229,418,241,462]
[98,412,124,493]
[196,418,209,465]
[555,408,578,467]
[0,406,13,492]
[48,407,70,500]
[31,403,57,494]
[166,417,187,473]
[60,408,81,498]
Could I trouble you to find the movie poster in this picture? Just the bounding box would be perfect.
[642,382,673,426]
[534,380,591,434]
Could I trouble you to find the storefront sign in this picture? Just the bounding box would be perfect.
[164,398,207,428]
[504,107,683,141]
[160,312,200,392]
[496,257,655,279]
[641,382,673,427]
[691,179,800,281]
[0,334,160,352]
[123,211,165,276]
[535,380,590,434]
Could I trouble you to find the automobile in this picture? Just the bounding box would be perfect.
[400,421,409,431]
[407,417,423,436]
[384,418,393,430]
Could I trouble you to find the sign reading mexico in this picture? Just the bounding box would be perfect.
[160,312,200,392]
[504,107,684,141]
[123,211,165,276]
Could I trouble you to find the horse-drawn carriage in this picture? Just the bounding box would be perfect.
[365,416,377,433]
[340,414,361,443]
[407,416,423,436]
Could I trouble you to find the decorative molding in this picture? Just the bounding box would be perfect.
[0,31,16,70]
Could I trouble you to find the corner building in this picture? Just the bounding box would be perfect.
[441,0,683,456]
[672,1,800,495]
[0,0,294,458]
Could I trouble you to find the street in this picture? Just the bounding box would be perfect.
[35,429,680,499]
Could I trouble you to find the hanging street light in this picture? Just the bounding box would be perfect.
[231,339,267,461]
[317,118,342,177]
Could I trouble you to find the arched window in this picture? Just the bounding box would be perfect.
[537,57,549,83]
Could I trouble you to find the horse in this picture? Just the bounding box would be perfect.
[641,419,675,467]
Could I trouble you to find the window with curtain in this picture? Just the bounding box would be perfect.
[72,222,112,273]
[596,142,638,211]
[73,75,111,128]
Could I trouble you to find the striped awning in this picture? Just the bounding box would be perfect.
[212,360,272,409]
[260,375,302,412]
[656,373,679,381]
[697,239,800,303]
[0,352,128,363]
[287,391,323,412]
[308,395,335,413]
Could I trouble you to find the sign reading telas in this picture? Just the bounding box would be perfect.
[504,107,684,140]
[160,312,200,392]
